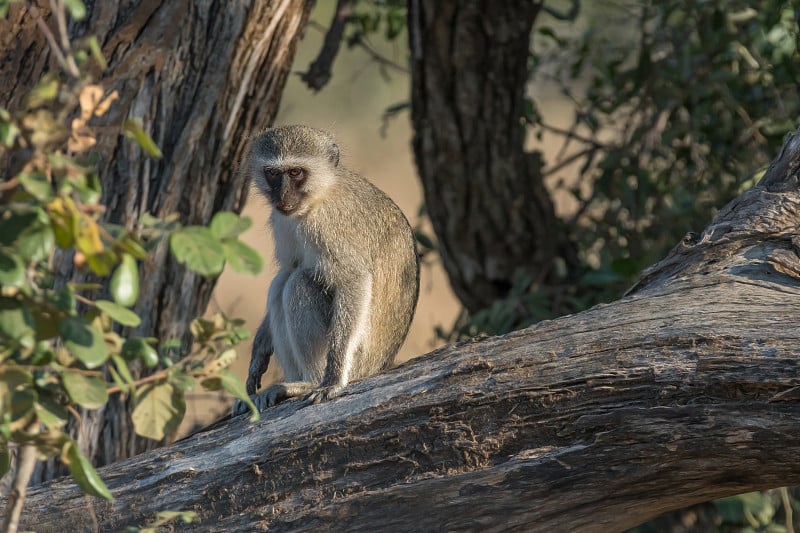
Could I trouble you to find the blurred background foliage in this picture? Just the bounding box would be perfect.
[461,0,800,338]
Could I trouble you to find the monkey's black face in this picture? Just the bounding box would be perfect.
[264,166,307,215]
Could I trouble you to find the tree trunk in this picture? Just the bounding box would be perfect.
[408,0,570,313]
[0,0,312,480]
[9,130,800,532]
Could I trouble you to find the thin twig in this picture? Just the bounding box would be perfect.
[1,426,39,533]
[0,177,19,191]
[106,350,201,395]
[303,17,408,91]
[539,121,603,148]
[73,293,94,306]
[27,3,73,77]
[542,146,596,177]
[353,35,408,74]
[49,0,79,78]
[85,495,99,533]
[781,487,795,533]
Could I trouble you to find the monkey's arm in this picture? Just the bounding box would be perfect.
[307,270,373,403]
[232,316,273,416]
[246,316,273,395]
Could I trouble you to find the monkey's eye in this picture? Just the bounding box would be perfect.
[266,168,281,176]
[288,167,303,178]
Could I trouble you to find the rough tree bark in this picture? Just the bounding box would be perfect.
[8,131,800,531]
[408,0,572,313]
[0,0,313,479]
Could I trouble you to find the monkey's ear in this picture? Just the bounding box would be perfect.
[330,143,340,167]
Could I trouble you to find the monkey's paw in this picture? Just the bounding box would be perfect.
[231,388,281,416]
[231,397,253,416]
[231,386,285,416]
[305,384,344,404]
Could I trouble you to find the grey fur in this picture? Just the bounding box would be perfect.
[233,125,419,414]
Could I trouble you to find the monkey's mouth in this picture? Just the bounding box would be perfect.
[277,203,297,214]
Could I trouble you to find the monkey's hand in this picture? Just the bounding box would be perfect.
[245,355,268,397]
[232,319,273,417]
[231,356,271,416]
[305,384,345,404]
[231,397,251,416]
[245,319,273,396]
[231,357,269,416]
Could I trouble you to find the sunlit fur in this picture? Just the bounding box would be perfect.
[234,125,420,412]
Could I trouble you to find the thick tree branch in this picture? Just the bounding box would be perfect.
[299,0,354,91]
[7,131,800,530]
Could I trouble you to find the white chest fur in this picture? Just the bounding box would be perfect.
[270,213,322,271]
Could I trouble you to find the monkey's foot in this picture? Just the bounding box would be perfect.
[232,382,342,416]
[305,384,344,404]
[248,381,316,411]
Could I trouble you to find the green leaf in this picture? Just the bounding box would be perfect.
[111,231,148,260]
[47,197,76,248]
[59,316,109,369]
[123,119,163,159]
[110,354,135,387]
[17,171,53,201]
[61,371,108,409]
[216,369,247,397]
[15,208,55,262]
[121,338,158,368]
[27,340,54,363]
[0,210,37,247]
[62,0,86,20]
[200,376,222,391]
[36,406,64,429]
[132,382,184,440]
[110,254,139,306]
[168,369,196,391]
[210,212,252,240]
[0,296,35,342]
[170,227,225,277]
[0,118,19,147]
[86,250,117,277]
[76,171,102,205]
[63,440,114,500]
[36,395,68,429]
[0,248,24,287]
[222,239,263,275]
[55,283,77,314]
[0,367,34,418]
[24,74,59,108]
[95,300,141,327]
[74,213,104,258]
[215,369,258,421]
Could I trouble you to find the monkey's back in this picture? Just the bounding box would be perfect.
[305,170,420,376]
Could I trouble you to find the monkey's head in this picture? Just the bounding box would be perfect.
[245,125,340,217]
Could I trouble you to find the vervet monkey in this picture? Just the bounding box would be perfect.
[233,125,419,415]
